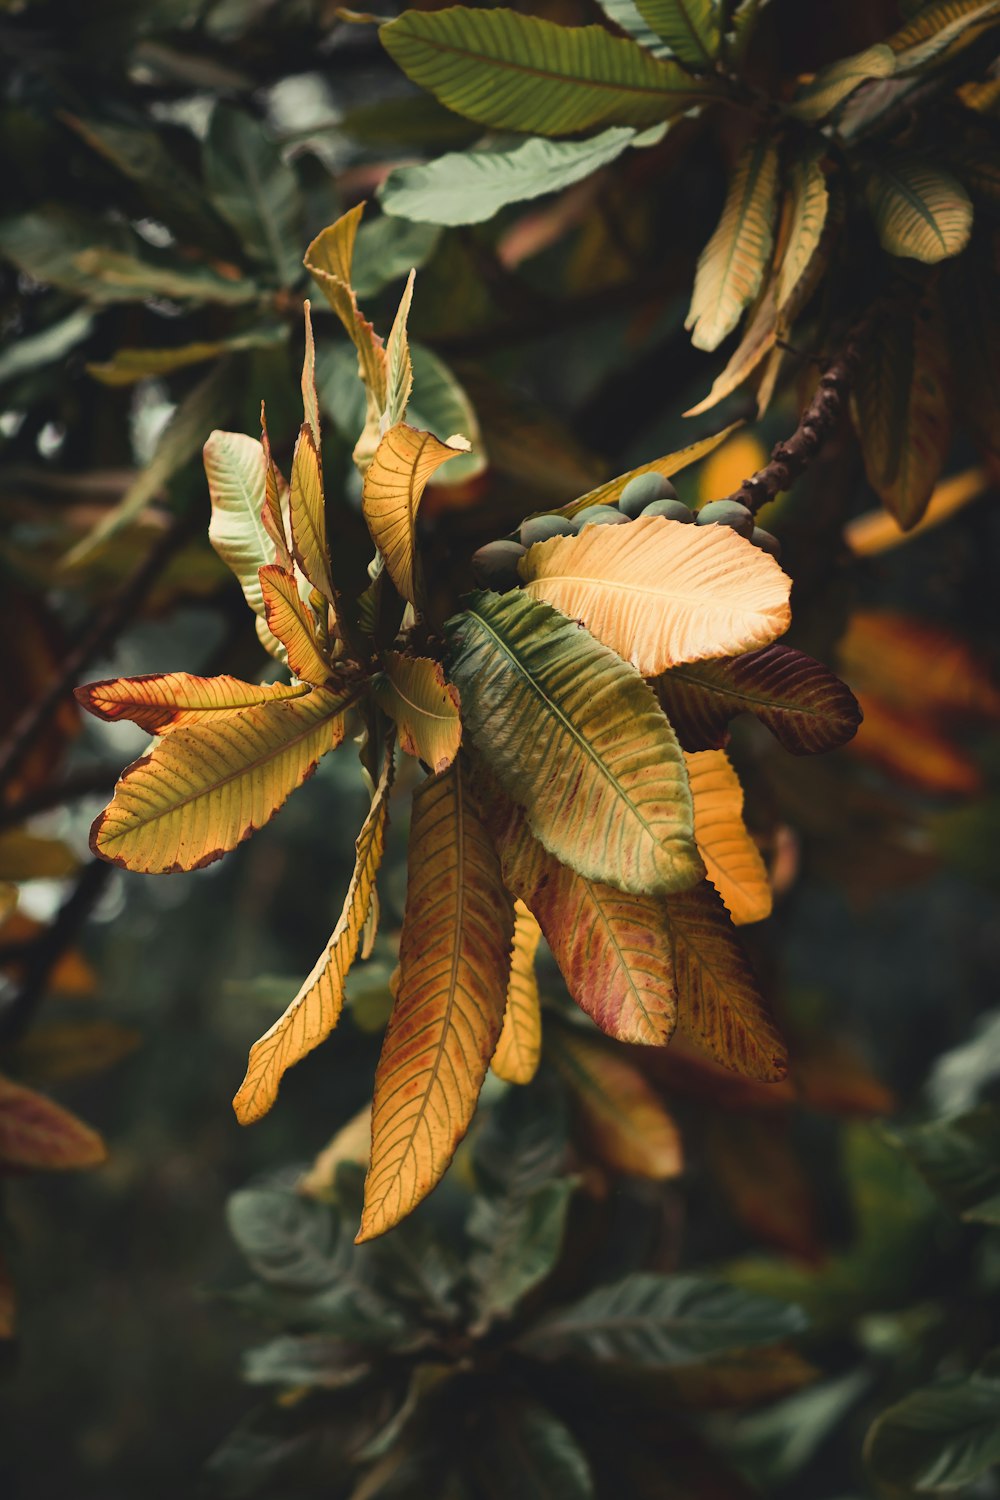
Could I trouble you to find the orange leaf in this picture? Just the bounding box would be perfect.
[847,692,982,795]
[550,1027,683,1180]
[686,750,771,925]
[75,672,310,734]
[259,565,330,687]
[301,300,320,449]
[0,1250,14,1338]
[705,1114,821,1260]
[491,899,543,1085]
[362,424,469,606]
[374,652,461,773]
[0,1073,106,1171]
[289,423,333,602]
[838,610,1000,722]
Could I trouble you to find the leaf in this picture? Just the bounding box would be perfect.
[362,423,469,606]
[0,830,78,881]
[0,308,94,385]
[633,0,720,68]
[233,747,393,1124]
[0,1074,106,1171]
[408,344,486,484]
[887,1107,1000,1225]
[789,44,896,122]
[555,421,743,518]
[204,428,285,659]
[520,512,790,674]
[468,1401,595,1499]
[379,10,719,136]
[596,0,675,56]
[686,136,780,352]
[776,144,829,312]
[482,786,678,1045]
[75,671,311,734]
[865,1372,1000,1492]
[358,759,514,1241]
[666,881,787,1080]
[889,0,1000,71]
[69,248,259,305]
[491,900,543,1085]
[11,1020,140,1085]
[375,652,461,774]
[446,591,701,897]
[653,644,862,755]
[243,1335,370,1391]
[519,1272,807,1367]
[686,750,771,925]
[352,216,442,298]
[837,611,1000,721]
[549,1025,684,1179]
[865,158,973,262]
[706,1114,820,1260]
[852,289,952,528]
[385,269,415,428]
[259,566,331,687]
[203,105,304,285]
[86,327,285,386]
[288,423,334,601]
[379,128,640,226]
[90,683,358,874]
[227,1186,340,1287]
[683,280,778,418]
[300,301,320,449]
[848,693,982,794]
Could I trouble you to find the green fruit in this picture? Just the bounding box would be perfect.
[750,527,782,559]
[574,504,630,529]
[471,540,527,591]
[640,498,694,523]
[695,500,754,538]
[519,513,576,548]
[619,472,678,518]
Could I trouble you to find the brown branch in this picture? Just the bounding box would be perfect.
[724,316,872,517]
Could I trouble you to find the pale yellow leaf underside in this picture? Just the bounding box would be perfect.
[76,671,309,734]
[362,423,469,605]
[686,750,771,925]
[374,651,462,773]
[259,565,330,687]
[686,136,780,352]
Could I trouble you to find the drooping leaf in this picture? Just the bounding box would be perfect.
[468,1400,595,1499]
[865,158,973,262]
[203,105,304,286]
[520,513,791,674]
[358,759,514,1240]
[887,1108,1000,1225]
[889,0,1000,72]
[0,308,94,385]
[446,591,701,897]
[203,427,286,660]
[776,143,830,312]
[233,747,393,1125]
[633,0,720,68]
[0,1074,106,1171]
[491,900,543,1085]
[686,750,771,925]
[852,289,952,528]
[865,1371,1000,1492]
[362,424,470,606]
[482,786,678,1046]
[379,9,719,137]
[75,671,310,734]
[654,644,862,755]
[374,652,462,774]
[685,135,780,352]
[385,270,416,428]
[789,44,896,121]
[555,422,742,519]
[519,1272,807,1367]
[0,832,76,881]
[380,128,641,227]
[90,684,358,874]
[666,880,787,1080]
[549,1025,684,1179]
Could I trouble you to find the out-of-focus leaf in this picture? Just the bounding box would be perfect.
[844,466,988,554]
[12,1021,140,1084]
[379,10,719,136]
[0,1074,106,1171]
[362,424,469,606]
[71,248,260,304]
[686,136,779,351]
[838,611,1000,721]
[203,105,304,286]
[848,693,982,794]
[352,215,441,297]
[408,344,485,484]
[556,424,743,518]
[243,1334,370,1390]
[491,900,543,1085]
[358,759,513,1240]
[776,143,829,311]
[520,513,790,675]
[0,309,94,385]
[685,750,771,926]
[789,44,896,122]
[300,1105,373,1198]
[865,1370,1000,1491]
[468,1400,595,1498]
[706,1115,820,1259]
[888,1108,1000,1224]
[0,829,77,881]
[87,327,285,386]
[227,1186,341,1288]
[446,591,701,897]
[375,653,461,774]
[76,671,309,734]
[633,0,720,68]
[865,158,973,262]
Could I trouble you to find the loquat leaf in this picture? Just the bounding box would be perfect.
[75,671,311,734]
[491,900,543,1085]
[685,749,771,925]
[789,44,896,122]
[556,422,742,519]
[204,428,286,662]
[300,301,320,450]
[385,269,415,428]
[258,565,331,687]
[362,423,469,606]
[288,423,334,602]
[683,279,777,418]
[865,158,973,263]
[633,0,720,69]
[374,651,462,774]
[685,135,780,352]
[776,142,829,312]
[0,1073,106,1171]
[889,0,1000,71]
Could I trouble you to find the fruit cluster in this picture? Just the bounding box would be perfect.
[471,473,781,591]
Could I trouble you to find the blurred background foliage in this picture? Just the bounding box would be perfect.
[1,0,1000,1495]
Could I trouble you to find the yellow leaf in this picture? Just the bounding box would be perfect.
[358,759,514,1240]
[12,1020,140,1084]
[260,402,293,572]
[844,467,988,555]
[385,268,415,427]
[684,281,777,418]
[0,830,77,881]
[259,565,330,687]
[75,671,310,734]
[491,899,542,1085]
[362,423,469,606]
[289,423,334,601]
[301,300,320,449]
[555,423,742,519]
[776,143,830,313]
[0,1073,106,1171]
[299,1103,372,1198]
[865,158,972,264]
[549,1027,683,1180]
[234,745,393,1124]
[667,881,787,1081]
[789,43,896,123]
[520,514,791,675]
[91,683,358,874]
[686,750,771,925]
[686,136,780,352]
[838,609,1000,721]
[374,652,461,773]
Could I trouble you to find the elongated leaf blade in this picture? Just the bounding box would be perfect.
[379,9,719,136]
[233,747,394,1124]
[686,750,771,925]
[634,0,720,68]
[203,105,303,286]
[789,44,896,122]
[0,1074,106,1171]
[684,280,778,418]
[865,1373,1000,1492]
[491,899,543,1085]
[777,144,830,311]
[362,423,469,605]
[654,644,862,755]
[288,424,333,601]
[666,881,787,1079]
[75,671,310,734]
[375,652,462,773]
[204,428,285,660]
[259,566,330,686]
[521,513,790,674]
[358,759,514,1240]
[447,591,701,896]
[866,158,973,263]
[888,1108,1000,1224]
[300,301,320,449]
[889,0,1000,71]
[385,270,415,427]
[90,685,356,874]
[686,136,780,351]
[549,1026,683,1179]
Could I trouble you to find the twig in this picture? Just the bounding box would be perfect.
[724,315,873,516]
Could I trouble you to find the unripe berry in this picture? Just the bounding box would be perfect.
[750,527,782,559]
[695,500,754,538]
[520,514,577,548]
[472,540,527,591]
[640,498,694,523]
[574,504,630,529]
[619,472,678,518]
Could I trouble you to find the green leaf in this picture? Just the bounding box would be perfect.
[203,105,304,286]
[865,1371,1000,1491]
[445,591,701,897]
[594,0,674,58]
[789,43,896,122]
[408,344,486,483]
[243,1335,370,1390]
[633,0,720,69]
[227,1187,341,1288]
[468,1401,595,1499]
[685,134,780,351]
[352,215,442,296]
[865,157,973,263]
[0,308,94,386]
[887,1107,1000,1224]
[379,128,641,227]
[519,1273,807,1367]
[379,8,719,137]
